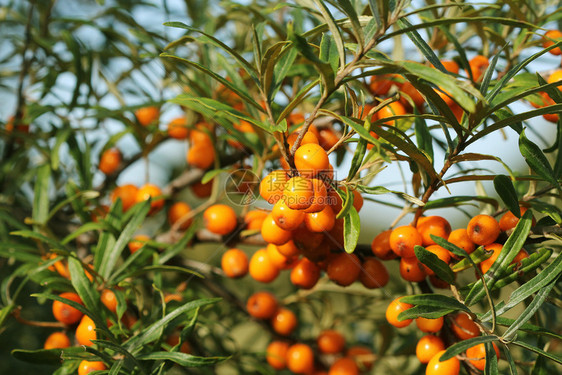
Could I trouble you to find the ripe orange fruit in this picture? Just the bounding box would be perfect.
[294,143,330,178]
[543,30,562,55]
[167,116,189,139]
[329,357,358,375]
[286,343,315,374]
[76,315,96,346]
[43,332,71,349]
[53,292,84,325]
[261,213,293,245]
[244,209,268,230]
[272,199,306,230]
[385,297,413,328]
[468,55,490,83]
[277,240,301,258]
[290,257,321,289]
[304,205,335,233]
[499,206,533,232]
[426,350,460,375]
[78,360,106,375]
[135,106,159,126]
[512,248,529,265]
[317,330,345,354]
[390,225,423,258]
[440,60,460,74]
[466,342,500,371]
[5,115,30,134]
[416,334,445,364]
[303,178,328,213]
[191,179,213,198]
[377,101,407,126]
[168,201,192,230]
[400,256,427,282]
[416,316,444,333]
[101,289,117,313]
[447,228,476,257]
[318,128,340,151]
[221,248,249,278]
[467,214,500,245]
[326,253,361,286]
[479,242,503,274]
[266,243,297,270]
[135,184,165,214]
[416,216,452,246]
[450,312,480,340]
[249,248,280,283]
[99,148,121,175]
[111,184,139,212]
[187,141,215,169]
[419,245,451,275]
[271,307,297,336]
[359,257,389,289]
[165,331,191,353]
[347,346,374,370]
[371,229,398,260]
[203,204,238,235]
[287,130,319,150]
[46,254,71,279]
[260,170,288,205]
[266,340,290,370]
[247,291,278,319]
[128,234,150,254]
[369,74,398,96]
[400,81,425,108]
[284,176,314,210]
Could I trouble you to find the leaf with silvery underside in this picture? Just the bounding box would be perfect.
[343,207,360,254]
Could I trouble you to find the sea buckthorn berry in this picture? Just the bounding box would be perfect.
[187,141,215,169]
[128,234,150,254]
[260,170,288,205]
[447,228,476,257]
[439,60,460,74]
[416,334,445,364]
[204,204,238,235]
[191,179,213,198]
[271,307,297,336]
[294,143,330,178]
[244,209,268,231]
[326,253,361,286]
[261,213,293,245]
[400,256,427,282]
[135,184,165,214]
[318,128,340,151]
[111,184,139,212]
[304,205,336,233]
[416,316,444,333]
[371,229,398,260]
[329,357,359,375]
[359,257,389,289]
[277,240,301,258]
[419,245,451,276]
[385,297,413,328]
[466,342,500,371]
[426,350,460,375]
[246,291,278,319]
[90,205,109,223]
[390,225,423,258]
[317,330,345,354]
[272,199,306,230]
[512,248,529,265]
[400,81,425,108]
[369,74,397,96]
[266,340,290,370]
[499,206,533,232]
[543,30,562,55]
[479,243,503,274]
[47,254,70,279]
[468,55,490,83]
[168,202,192,230]
[101,289,117,313]
[167,116,189,139]
[347,346,374,371]
[249,248,280,283]
[165,331,191,353]
[430,275,451,289]
[467,214,500,245]
[450,312,480,340]
[303,178,328,213]
[416,216,452,246]
[284,176,314,210]
[44,332,71,349]
[286,343,315,374]
[288,113,306,126]
[287,130,319,150]
[78,360,106,375]
[52,292,84,325]
[135,106,159,126]
[221,248,249,278]
[76,315,96,346]
[99,148,121,175]
[290,257,321,289]
[377,101,407,126]
[266,243,298,270]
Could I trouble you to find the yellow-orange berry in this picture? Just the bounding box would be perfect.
[204,204,238,235]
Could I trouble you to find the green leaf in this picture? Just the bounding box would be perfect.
[10,230,68,252]
[440,336,500,361]
[399,294,470,313]
[424,195,498,210]
[493,175,521,217]
[414,114,433,164]
[261,41,290,100]
[137,351,229,367]
[68,256,101,315]
[519,129,560,190]
[484,341,499,374]
[11,347,86,365]
[397,18,446,74]
[33,164,51,226]
[51,127,72,170]
[513,340,562,366]
[310,1,345,69]
[335,186,353,219]
[319,33,339,75]
[61,222,106,245]
[118,265,203,280]
[397,305,454,320]
[201,168,226,184]
[357,185,424,206]
[414,246,455,284]
[343,207,360,253]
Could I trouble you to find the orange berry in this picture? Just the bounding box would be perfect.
[288,113,306,126]
[266,340,290,370]
[430,274,451,289]
[204,204,238,235]
[447,228,476,257]
[440,60,460,74]
[271,307,297,336]
[416,216,452,246]
[359,257,389,289]
[377,101,407,126]
[317,330,345,354]
[385,297,413,328]
[450,312,480,340]
[168,201,192,230]
[303,178,328,213]
[221,248,249,278]
[400,81,425,108]
[135,184,165,214]
[416,316,444,333]
[287,130,319,150]
[329,357,358,375]
[44,332,71,349]
[512,248,529,265]
[284,176,315,210]
[187,141,215,169]
[371,229,398,260]
[318,128,340,151]
[347,346,374,370]
[304,205,336,233]
[390,225,423,258]
[191,179,213,198]
[479,243,503,274]
[165,331,191,353]
[290,257,321,289]
[543,30,562,55]
[78,360,106,375]
[244,209,268,231]
[294,143,330,178]
[99,148,121,175]
[467,214,500,245]
[426,350,460,375]
[369,74,397,96]
[286,343,315,374]
[400,256,427,282]
[416,334,445,364]
[128,234,150,254]
[101,289,117,313]
[260,170,288,205]
[111,184,139,212]
[272,199,306,230]
[468,55,490,83]
[419,245,451,276]
[249,248,280,283]
[246,291,278,319]
[499,206,533,232]
[466,342,500,371]
[135,106,159,126]
[52,292,83,325]
[261,213,293,245]
[167,116,189,139]
[75,315,96,346]
[47,254,71,279]
[277,240,301,258]
[326,253,361,286]
[266,243,298,270]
